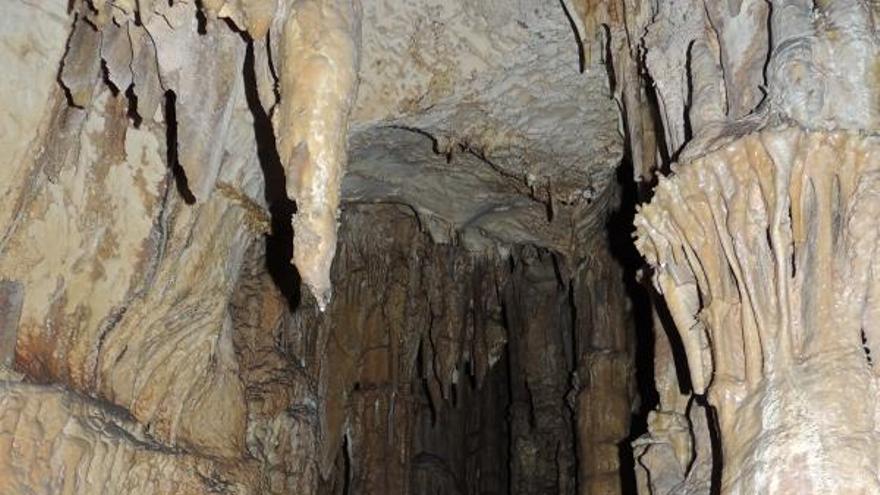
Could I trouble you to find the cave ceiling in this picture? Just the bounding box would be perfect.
[344,0,622,254]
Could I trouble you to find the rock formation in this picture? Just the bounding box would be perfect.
[2,0,877,493]
[610,0,880,493]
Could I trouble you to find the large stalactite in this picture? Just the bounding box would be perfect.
[275,0,362,310]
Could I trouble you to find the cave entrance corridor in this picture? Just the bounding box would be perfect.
[251,199,648,495]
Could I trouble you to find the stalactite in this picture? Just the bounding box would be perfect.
[703,0,768,119]
[275,0,362,310]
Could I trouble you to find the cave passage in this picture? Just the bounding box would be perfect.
[256,201,644,495]
[6,0,880,494]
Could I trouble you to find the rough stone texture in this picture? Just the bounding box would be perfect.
[233,205,635,494]
[0,0,637,493]
[0,0,266,484]
[609,0,880,492]
[344,0,622,257]
[2,76,258,461]
[0,378,260,495]
[637,129,880,493]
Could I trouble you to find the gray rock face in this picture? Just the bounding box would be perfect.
[347,0,621,255]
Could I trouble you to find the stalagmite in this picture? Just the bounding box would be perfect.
[275,0,362,310]
[636,128,880,493]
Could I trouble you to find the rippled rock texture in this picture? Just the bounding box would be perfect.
[600,0,880,493]
[0,0,634,493]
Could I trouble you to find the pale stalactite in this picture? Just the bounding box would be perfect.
[642,0,705,155]
[636,128,880,493]
[276,0,362,310]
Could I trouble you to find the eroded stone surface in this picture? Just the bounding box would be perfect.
[0,378,260,494]
[637,128,880,493]
[0,0,636,493]
[346,0,622,257]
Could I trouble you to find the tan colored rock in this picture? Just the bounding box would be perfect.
[0,0,70,238]
[0,380,259,494]
[276,0,362,310]
[0,1,637,493]
[637,128,880,493]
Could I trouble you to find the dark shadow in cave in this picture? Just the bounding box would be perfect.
[163,90,197,205]
[653,293,693,395]
[695,395,723,495]
[558,0,586,73]
[607,152,706,494]
[606,157,658,494]
[242,39,302,311]
[607,156,701,492]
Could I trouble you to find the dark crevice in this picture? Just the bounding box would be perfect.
[601,24,618,93]
[606,154,670,493]
[100,60,120,96]
[416,342,437,424]
[695,396,724,495]
[195,1,208,35]
[657,292,694,395]
[342,435,353,495]
[242,40,301,311]
[125,85,142,128]
[57,15,87,109]
[558,0,586,73]
[162,90,196,204]
[682,40,696,146]
[641,72,672,170]
[789,205,796,276]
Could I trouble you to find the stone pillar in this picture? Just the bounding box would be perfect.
[570,243,636,495]
[635,128,880,493]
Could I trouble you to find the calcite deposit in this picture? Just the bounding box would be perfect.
[611,0,880,493]
[3,0,878,493]
[637,128,880,493]
[275,0,361,310]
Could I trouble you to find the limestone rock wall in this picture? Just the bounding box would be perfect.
[589,0,880,493]
[637,129,880,493]
[0,0,636,493]
[234,205,636,494]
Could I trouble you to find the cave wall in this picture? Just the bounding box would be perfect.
[17,0,880,493]
[221,201,637,495]
[0,0,645,493]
